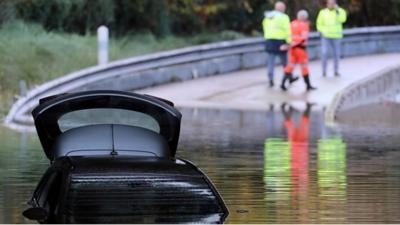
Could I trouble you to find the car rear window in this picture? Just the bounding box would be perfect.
[58,108,160,133]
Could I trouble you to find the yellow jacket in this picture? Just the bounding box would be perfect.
[317,8,347,39]
[262,11,291,43]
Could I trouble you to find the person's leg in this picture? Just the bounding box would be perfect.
[321,37,329,77]
[281,51,299,91]
[282,50,294,91]
[301,64,309,76]
[327,38,336,75]
[282,64,294,91]
[301,63,316,91]
[279,51,288,69]
[299,48,316,91]
[285,50,299,84]
[267,52,276,87]
[284,63,295,74]
[332,38,342,76]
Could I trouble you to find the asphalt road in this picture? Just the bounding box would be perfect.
[137,53,400,111]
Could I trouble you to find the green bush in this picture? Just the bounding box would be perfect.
[0,21,245,117]
[2,0,399,37]
[0,21,97,91]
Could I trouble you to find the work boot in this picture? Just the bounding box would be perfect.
[280,75,289,91]
[303,75,317,91]
[269,80,274,88]
[289,74,299,84]
[281,73,298,91]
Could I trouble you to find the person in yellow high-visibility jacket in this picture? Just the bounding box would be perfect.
[317,0,347,77]
[263,1,297,88]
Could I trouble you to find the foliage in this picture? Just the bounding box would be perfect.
[1,0,399,37]
[0,21,244,116]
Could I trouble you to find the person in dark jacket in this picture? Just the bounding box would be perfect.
[262,1,297,87]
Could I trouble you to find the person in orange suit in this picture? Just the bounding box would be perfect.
[281,10,316,91]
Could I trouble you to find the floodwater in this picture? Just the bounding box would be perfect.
[1,102,400,223]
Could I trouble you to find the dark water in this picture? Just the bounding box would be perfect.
[1,103,400,223]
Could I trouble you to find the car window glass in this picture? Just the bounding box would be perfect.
[58,108,160,133]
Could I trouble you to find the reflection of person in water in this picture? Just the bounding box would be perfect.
[281,103,313,146]
[263,103,313,222]
[281,103,312,217]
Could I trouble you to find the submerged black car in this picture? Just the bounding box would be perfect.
[23,90,228,224]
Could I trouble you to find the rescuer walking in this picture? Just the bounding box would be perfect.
[262,1,297,88]
[281,10,316,91]
[317,0,347,77]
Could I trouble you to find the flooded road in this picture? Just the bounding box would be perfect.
[1,102,400,223]
[178,103,400,224]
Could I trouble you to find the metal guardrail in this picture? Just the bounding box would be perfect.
[4,26,400,129]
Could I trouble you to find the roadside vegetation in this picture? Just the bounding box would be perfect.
[0,21,244,116]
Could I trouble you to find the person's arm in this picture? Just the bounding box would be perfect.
[316,10,323,33]
[336,7,347,23]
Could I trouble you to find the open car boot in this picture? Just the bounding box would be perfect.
[23,90,228,224]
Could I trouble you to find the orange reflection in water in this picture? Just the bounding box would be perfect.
[287,115,310,224]
[264,104,347,223]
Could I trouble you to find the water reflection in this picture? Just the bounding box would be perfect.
[264,104,348,223]
[178,103,400,223]
[317,138,347,223]
[264,138,291,222]
[264,104,313,223]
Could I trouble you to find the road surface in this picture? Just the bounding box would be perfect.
[137,53,400,110]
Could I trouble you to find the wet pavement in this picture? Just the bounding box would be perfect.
[1,102,400,223]
[138,54,400,111]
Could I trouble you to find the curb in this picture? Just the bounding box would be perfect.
[325,64,400,127]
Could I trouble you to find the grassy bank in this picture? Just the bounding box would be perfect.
[0,21,245,117]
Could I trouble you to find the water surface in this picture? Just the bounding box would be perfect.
[0,102,400,223]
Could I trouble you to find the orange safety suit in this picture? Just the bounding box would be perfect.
[284,20,310,76]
